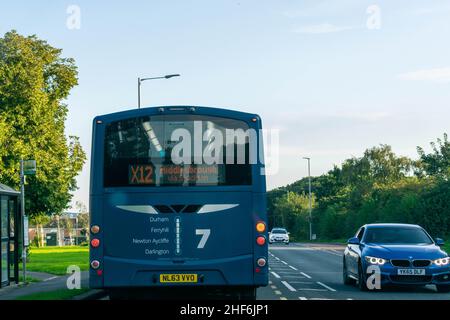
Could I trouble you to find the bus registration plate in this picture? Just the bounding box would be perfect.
[160,274,198,283]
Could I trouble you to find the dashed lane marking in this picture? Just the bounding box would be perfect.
[317,281,337,292]
[271,271,281,279]
[300,272,312,279]
[271,285,277,289]
[299,297,308,300]
[280,297,287,300]
[289,265,298,271]
[281,281,297,292]
[275,290,282,295]
[281,261,288,265]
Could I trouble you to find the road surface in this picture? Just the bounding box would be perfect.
[257,243,450,300]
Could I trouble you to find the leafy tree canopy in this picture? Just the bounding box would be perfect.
[0,30,86,218]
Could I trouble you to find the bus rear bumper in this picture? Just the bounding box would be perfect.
[90,254,268,289]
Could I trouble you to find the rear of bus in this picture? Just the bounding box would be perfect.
[89,106,268,299]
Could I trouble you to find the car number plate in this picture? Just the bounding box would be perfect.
[160,274,198,283]
[397,269,425,276]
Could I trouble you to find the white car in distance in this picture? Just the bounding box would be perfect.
[269,228,290,245]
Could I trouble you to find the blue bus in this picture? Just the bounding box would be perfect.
[89,106,268,299]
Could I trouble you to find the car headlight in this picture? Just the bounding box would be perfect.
[433,257,450,266]
[365,256,388,265]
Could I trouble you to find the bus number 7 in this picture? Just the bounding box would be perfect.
[196,229,211,249]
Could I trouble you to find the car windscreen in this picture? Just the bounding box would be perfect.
[104,115,253,187]
[272,230,287,234]
[363,227,433,245]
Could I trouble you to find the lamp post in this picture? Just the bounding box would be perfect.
[138,74,180,109]
[303,157,313,241]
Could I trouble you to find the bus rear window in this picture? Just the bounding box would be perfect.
[103,115,253,187]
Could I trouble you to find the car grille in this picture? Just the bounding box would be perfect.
[412,260,431,267]
[391,260,411,267]
[390,259,432,267]
[390,275,432,284]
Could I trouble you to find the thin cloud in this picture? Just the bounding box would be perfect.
[292,23,356,34]
[398,67,450,83]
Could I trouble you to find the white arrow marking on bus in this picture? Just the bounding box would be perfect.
[116,205,158,214]
[197,204,239,214]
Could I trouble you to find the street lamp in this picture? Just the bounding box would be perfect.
[303,157,313,241]
[138,74,181,109]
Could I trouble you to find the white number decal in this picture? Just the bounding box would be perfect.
[196,229,211,249]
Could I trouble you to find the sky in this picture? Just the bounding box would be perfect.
[1,0,450,210]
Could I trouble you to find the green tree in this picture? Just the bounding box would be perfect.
[0,31,86,219]
[273,192,314,240]
[417,133,450,180]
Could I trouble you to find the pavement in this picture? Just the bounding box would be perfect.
[0,271,90,300]
[257,243,450,300]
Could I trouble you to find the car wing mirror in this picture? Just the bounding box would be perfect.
[348,237,360,245]
[435,238,445,246]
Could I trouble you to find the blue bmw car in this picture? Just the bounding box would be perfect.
[343,223,450,292]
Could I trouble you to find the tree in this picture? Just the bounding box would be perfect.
[273,192,314,240]
[0,31,86,218]
[417,133,450,180]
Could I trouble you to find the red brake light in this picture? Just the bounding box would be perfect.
[256,236,266,246]
[91,239,100,248]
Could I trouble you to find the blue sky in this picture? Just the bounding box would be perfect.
[1,1,450,209]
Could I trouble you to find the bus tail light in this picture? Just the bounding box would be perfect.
[256,236,266,246]
[256,222,266,233]
[91,225,100,234]
[257,258,267,267]
[91,239,100,248]
[91,260,100,270]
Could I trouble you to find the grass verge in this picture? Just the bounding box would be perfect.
[23,246,89,275]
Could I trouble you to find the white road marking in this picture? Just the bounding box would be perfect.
[300,272,312,279]
[280,297,287,300]
[43,276,58,282]
[289,265,298,271]
[323,250,342,257]
[295,288,327,291]
[299,297,308,300]
[317,282,337,292]
[271,271,281,279]
[271,285,277,289]
[275,290,282,295]
[281,261,288,265]
[281,281,297,292]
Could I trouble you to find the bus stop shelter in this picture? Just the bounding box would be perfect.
[0,183,21,288]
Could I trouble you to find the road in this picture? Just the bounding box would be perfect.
[257,243,450,300]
